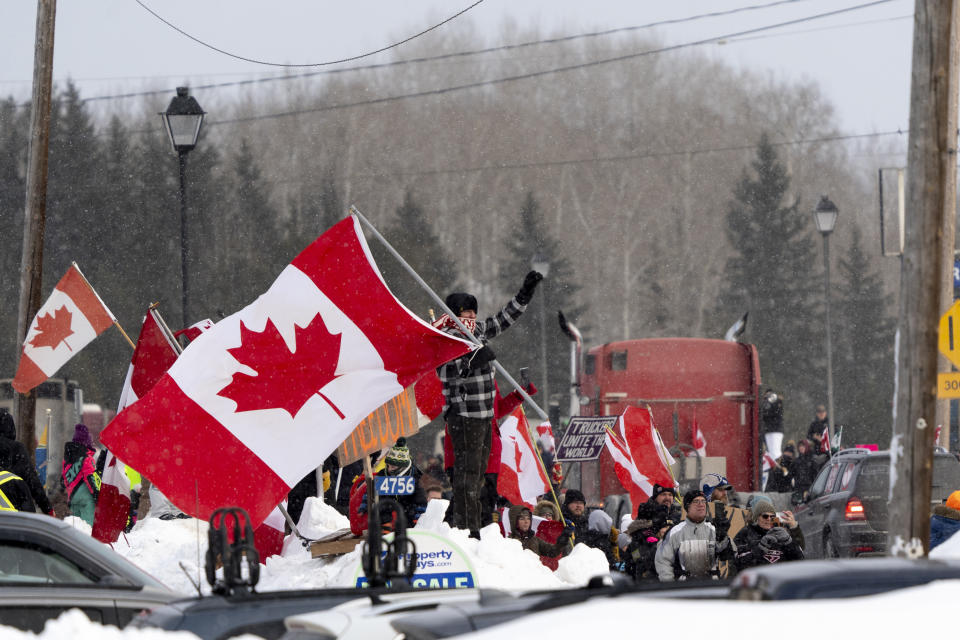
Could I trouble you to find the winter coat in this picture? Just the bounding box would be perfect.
[930,505,960,550]
[732,524,804,573]
[436,297,526,420]
[579,509,619,566]
[443,381,534,474]
[507,504,571,558]
[0,471,36,512]
[623,517,660,582]
[791,452,819,495]
[654,516,734,581]
[561,505,590,543]
[764,457,794,493]
[0,420,50,513]
[61,442,99,501]
[807,417,829,443]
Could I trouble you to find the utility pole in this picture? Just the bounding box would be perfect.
[16,0,57,458]
[889,0,960,557]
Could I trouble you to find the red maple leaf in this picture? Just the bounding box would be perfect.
[218,314,344,418]
[29,305,75,350]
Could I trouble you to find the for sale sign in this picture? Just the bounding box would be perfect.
[354,530,478,588]
[555,416,617,461]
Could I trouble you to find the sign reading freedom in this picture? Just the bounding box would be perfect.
[337,386,423,464]
[555,416,617,461]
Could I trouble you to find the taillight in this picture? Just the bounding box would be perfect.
[845,497,866,521]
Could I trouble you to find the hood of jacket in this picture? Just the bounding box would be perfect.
[508,504,534,537]
[934,504,960,521]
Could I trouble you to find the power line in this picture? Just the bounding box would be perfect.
[204,0,897,128]
[74,0,820,104]
[133,0,485,67]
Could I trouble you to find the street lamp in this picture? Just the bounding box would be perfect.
[814,195,839,452]
[160,87,205,330]
[531,253,551,404]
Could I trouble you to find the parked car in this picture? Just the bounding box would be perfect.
[731,557,960,600]
[0,511,182,632]
[794,448,960,558]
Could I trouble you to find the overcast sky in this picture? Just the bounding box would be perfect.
[2,0,913,135]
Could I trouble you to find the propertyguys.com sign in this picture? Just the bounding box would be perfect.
[555,416,617,461]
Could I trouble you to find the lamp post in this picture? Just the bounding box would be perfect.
[814,195,839,451]
[531,253,551,404]
[160,87,205,330]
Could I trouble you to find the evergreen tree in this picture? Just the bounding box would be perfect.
[372,190,458,319]
[286,167,343,257]
[0,98,28,377]
[496,192,585,413]
[713,134,823,434]
[833,225,895,445]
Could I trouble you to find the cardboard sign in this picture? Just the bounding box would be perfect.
[337,386,424,464]
[354,530,477,588]
[555,416,617,461]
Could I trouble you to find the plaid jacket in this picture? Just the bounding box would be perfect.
[437,296,526,420]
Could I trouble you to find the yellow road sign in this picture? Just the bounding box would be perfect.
[938,372,960,398]
[939,301,960,368]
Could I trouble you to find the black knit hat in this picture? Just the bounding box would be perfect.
[683,489,706,511]
[445,292,478,316]
[564,489,586,506]
[650,484,675,501]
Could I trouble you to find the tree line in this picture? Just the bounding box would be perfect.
[0,23,897,444]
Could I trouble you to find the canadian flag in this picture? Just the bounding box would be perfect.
[536,420,556,454]
[174,318,215,343]
[253,504,287,560]
[100,216,472,527]
[13,263,115,393]
[620,406,676,493]
[94,308,179,544]
[821,425,831,454]
[498,407,550,508]
[604,428,653,508]
[692,420,707,457]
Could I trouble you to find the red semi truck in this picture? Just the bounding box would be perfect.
[572,337,762,503]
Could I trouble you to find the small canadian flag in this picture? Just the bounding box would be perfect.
[13,263,115,394]
[692,420,707,457]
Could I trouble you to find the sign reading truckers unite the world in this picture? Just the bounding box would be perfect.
[555,416,617,461]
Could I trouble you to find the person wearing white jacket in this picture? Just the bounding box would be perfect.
[655,490,734,581]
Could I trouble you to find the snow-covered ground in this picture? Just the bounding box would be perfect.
[8,498,960,638]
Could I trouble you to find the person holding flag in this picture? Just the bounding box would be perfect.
[436,271,542,538]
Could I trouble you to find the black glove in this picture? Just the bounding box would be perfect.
[759,527,791,552]
[712,504,730,539]
[466,345,496,372]
[516,270,543,305]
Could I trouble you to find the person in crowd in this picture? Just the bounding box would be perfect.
[0,469,36,512]
[425,485,444,503]
[930,490,960,550]
[350,439,427,534]
[581,508,619,567]
[534,499,560,521]
[760,388,784,458]
[647,483,682,533]
[703,474,739,507]
[790,439,820,504]
[61,424,100,525]
[765,442,796,493]
[655,490,734,581]
[807,404,829,452]
[733,500,804,572]
[0,409,52,515]
[436,273,542,538]
[507,504,572,559]
[624,502,667,582]
[443,379,537,528]
[561,488,590,542]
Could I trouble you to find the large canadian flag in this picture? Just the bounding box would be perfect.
[498,407,550,508]
[13,263,115,393]
[620,406,676,493]
[100,216,472,527]
[93,308,180,544]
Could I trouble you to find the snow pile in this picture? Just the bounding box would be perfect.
[930,527,960,559]
[107,497,609,595]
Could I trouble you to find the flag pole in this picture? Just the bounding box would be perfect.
[151,306,184,355]
[350,206,549,422]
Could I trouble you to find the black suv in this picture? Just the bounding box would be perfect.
[794,448,960,558]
